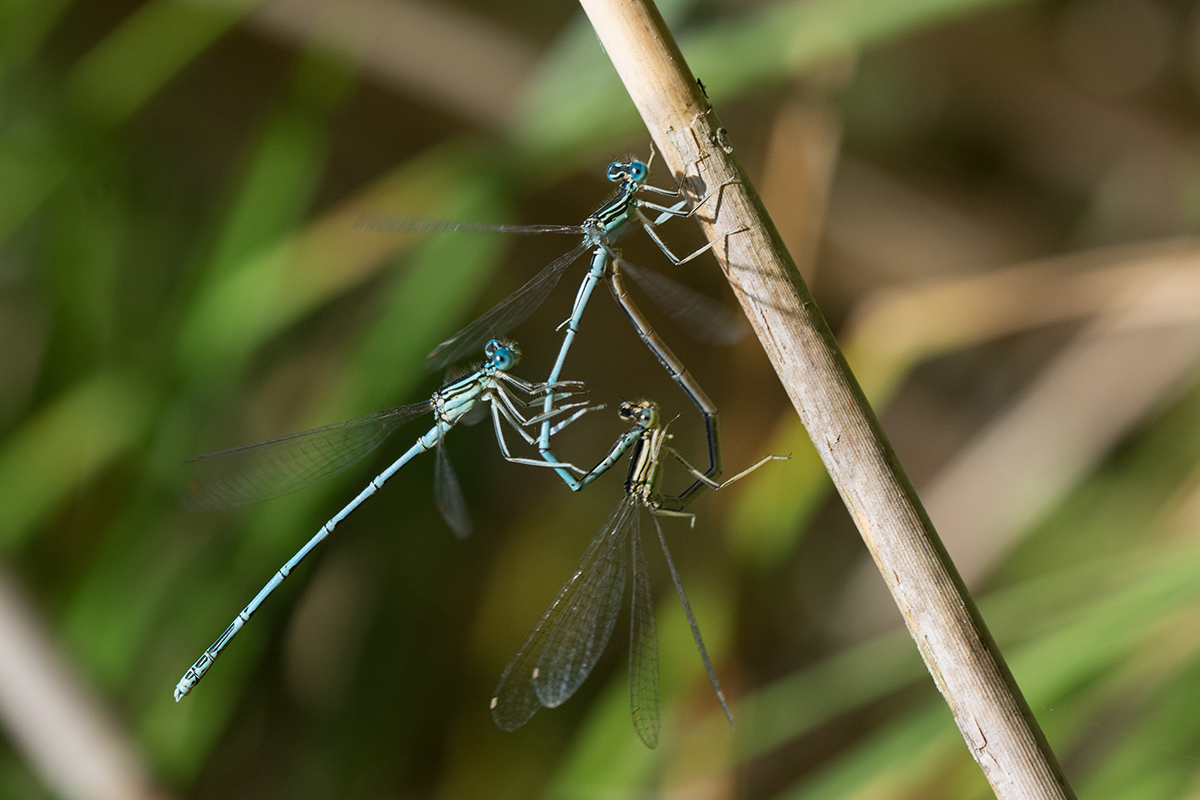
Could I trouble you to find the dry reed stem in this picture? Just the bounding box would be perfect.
[576,0,1077,796]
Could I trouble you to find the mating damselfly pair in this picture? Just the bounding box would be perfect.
[175,154,783,748]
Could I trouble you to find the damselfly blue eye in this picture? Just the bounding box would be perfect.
[493,348,515,370]
[484,339,518,369]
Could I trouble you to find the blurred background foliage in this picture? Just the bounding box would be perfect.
[3,0,1200,797]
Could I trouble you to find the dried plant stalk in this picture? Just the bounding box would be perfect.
[575,0,1076,796]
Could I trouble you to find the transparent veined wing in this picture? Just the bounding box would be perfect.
[183,401,433,511]
[617,257,749,346]
[490,497,635,730]
[427,241,592,370]
[357,214,583,237]
[433,440,472,539]
[650,513,735,729]
[530,498,633,708]
[628,514,660,749]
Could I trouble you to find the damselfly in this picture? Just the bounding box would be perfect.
[362,156,744,499]
[176,339,595,700]
[489,400,785,748]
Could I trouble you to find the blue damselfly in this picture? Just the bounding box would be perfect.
[176,339,594,700]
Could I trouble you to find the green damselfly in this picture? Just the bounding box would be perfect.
[490,400,784,747]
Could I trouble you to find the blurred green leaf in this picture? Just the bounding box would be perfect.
[513,0,1030,161]
[0,0,260,242]
[0,372,154,548]
[65,0,260,128]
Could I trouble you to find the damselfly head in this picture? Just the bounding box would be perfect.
[618,399,658,428]
[606,160,648,185]
[484,339,520,370]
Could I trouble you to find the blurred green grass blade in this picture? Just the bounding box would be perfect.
[513,0,1030,161]
[0,0,74,77]
[1078,658,1200,800]
[47,48,357,777]
[168,46,353,379]
[41,161,129,374]
[1003,545,1200,709]
[505,0,692,165]
[339,208,515,412]
[767,541,1200,799]
[55,55,352,772]
[62,508,193,690]
[993,381,1200,586]
[728,380,1200,771]
[725,417,828,567]
[505,8,652,160]
[0,372,153,548]
[721,563,1095,769]
[683,0,1028,103]
[616,540,1200,795]
[781,703,962,800]
[0,114,70,243]
[203,53,356,283]
[175,144,502,381]
[737,629,924,762]
[0,0,260,243]
[546,369,1200,792]
[64,0,260,128]
[141,500,322,780]
[545,674,663,795]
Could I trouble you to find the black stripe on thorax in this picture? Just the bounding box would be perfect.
[435,370,489,406]
[623,434,653,492]
[591,187,636,229]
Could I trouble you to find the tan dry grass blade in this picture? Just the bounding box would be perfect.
[0,562,169,800]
